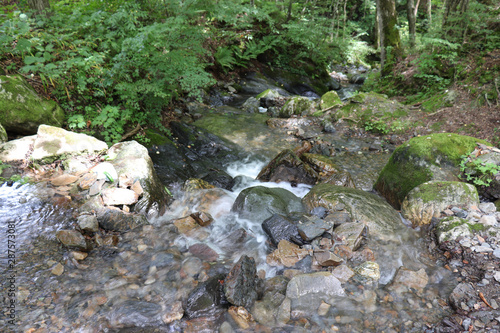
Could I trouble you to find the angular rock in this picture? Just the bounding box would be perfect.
[0,74,65,135]
[449,283,475,310]
[286,272,346,299]
[77,214,99,233]
[31,125,108,161]
[107,300,163,327]
[353,261,380,283]
[435,217,473,244]
[331,264,355,283]
[102,188,139,206]
[228,306,255,330]
[401,181,479,227]
[232,186,304,224]
[184,274,229,319]
[267,240,310,267]
[56,230,88,250]
[257,149,318,185]
[241,96,260,113]
[78,172,98,190]
[389,267,429,293]
[262,214,303,246]
[333,222,368,251]
[191,211,214,227]
[295,214,332,241]
[280,96,317,117]
[224,256,259,309]
[92,162,118,182]
[251,292,287,326]
[314,251,343,267]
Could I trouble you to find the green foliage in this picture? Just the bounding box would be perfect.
[460,154,500,187]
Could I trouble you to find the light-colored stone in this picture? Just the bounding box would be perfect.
[31,125,108,161]
[478,215,497,226]
[389,267,428,293]
[101,188,139,206]
[353,261,380,283]
[0,135,36,162]
[56,230,88,250]
[51,174,79,186]
[92,162,118,182]
[267,240,310,267]
[286,271,346,299]
[77,214,99,233]
[51,263,64,276]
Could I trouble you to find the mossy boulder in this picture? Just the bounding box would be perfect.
[375,133,491,210]
[335,92,410,132]
[0,123,6,143]
[0,75,65,135]
[435,217,474,244]
[401,181,479,227]
[302,183,404,239]
[319,91,342,111]
[280,97,317,118]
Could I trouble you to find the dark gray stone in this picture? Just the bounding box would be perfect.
[262,214,303,246]
[184,274,229,319]
[224,255,260,308]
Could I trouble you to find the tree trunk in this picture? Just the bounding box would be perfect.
[426,0,432,29]
[27,0,51,14]
[378,0,402,76]
[407,0,416,48]
[286,0,293,22]
[442,0,469,41]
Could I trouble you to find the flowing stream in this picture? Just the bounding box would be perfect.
[0,88,457,332]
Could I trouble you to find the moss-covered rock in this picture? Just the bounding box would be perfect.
[336,92,411,132]
[302,183,404,239]
[0,123,7,143]
[375,133,492,209]
[435,217,473,244]
[280,97,317,118]
[401,181,479,227]
[0,75,65,135]
[319,91,342,111]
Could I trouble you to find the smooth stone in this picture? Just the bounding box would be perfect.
[102,188,139,206]
[92,162,118,182]
[56,230,88,250]
[77,214,99,233]
[478,215,497,226]
[389,267,429,293]
[0,135,36,162]
[51,263,64,276]
[267,240,310,267]
[189,243,219,262]
[286,272,346,299]
[51,174,79,186]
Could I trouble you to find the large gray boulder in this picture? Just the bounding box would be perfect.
[0,75,65,135]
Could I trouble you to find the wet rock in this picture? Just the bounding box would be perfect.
[295,214,332,241]
[257,149,318,185]
[77,214,99,233]
[184,274,229,319]
[251,292,288,327]
[107,300,163,328]
[262,214,303,246]
[241,97,260,113]
[256,88,285,108]
[189,243,219,262]
[218,228,248,253]
[314,251,343,267]
[286,272,345,313]
[319,91,342,111]
[174,216,201,235]
[108,140,171,219]
[224,256,260,309]
[102,188,139,206]
[389,267,429,293]
[401,181,479,227]
[228,306,255,329]
[190,211,214,227]
[333,222,368,251]
[51,263,64,276]
[183,178,216,192]
[353,261,380,284]
[182,257,203,277]
[331,264,355,283]
[201,170,235,190]
[267,240,310,267]
[324,170,356,189]
[56,230,88,250]
[97,207,148,232]
[232,186,304,224]
[162,301,184,324]
[303,184,403,240]
[375,133,490,209]
[264,276,290,295]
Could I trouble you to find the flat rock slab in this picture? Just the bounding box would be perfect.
[286,271,346,299]
[31,125,108,161]
[102,188,139,206]
[0,135,36,162]
[51,174,79,186]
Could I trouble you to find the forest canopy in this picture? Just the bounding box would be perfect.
[0,0,499,143]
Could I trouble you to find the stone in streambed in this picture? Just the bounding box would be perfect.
[262,214,303,246]
[56,230,88,250]
[224,256,260,309]
[189,243,219,262]
[184,274,229,319]
[101,188,139,206]
[267,240,310,268]
[77,214,99,233]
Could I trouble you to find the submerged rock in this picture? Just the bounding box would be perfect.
[56,230,88,251]
[224,256,260,309]
[257,149,318,185]
[107,300,164,328]
[184,274,229,319]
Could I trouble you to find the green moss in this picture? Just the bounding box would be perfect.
[421,93,453,113]
[144,129,172,147]
[375,133,492,209]
[468,223,486,232]
[319,91,342,110]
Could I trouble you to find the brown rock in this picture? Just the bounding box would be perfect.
[56,230,88,250]
[314,251,343,266]
[78,172,98,190]
[267,240,310,267]
[228,306,255,330]
[191,211,213,227]
[189,243,219,262]
[51,174,79,186]
[51,263,64,276]
[174,216,200,235]
[131,180,144,196]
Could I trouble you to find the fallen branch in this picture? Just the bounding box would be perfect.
[119,124,142,142]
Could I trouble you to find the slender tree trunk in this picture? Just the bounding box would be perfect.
[427,0,432,29]
[407,0,416,48]
[443,0,470,41]
[378,0,402,76]
[286,0,293,22]
[27,0,50,14]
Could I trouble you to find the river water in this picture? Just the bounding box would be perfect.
[0,92,457,332]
